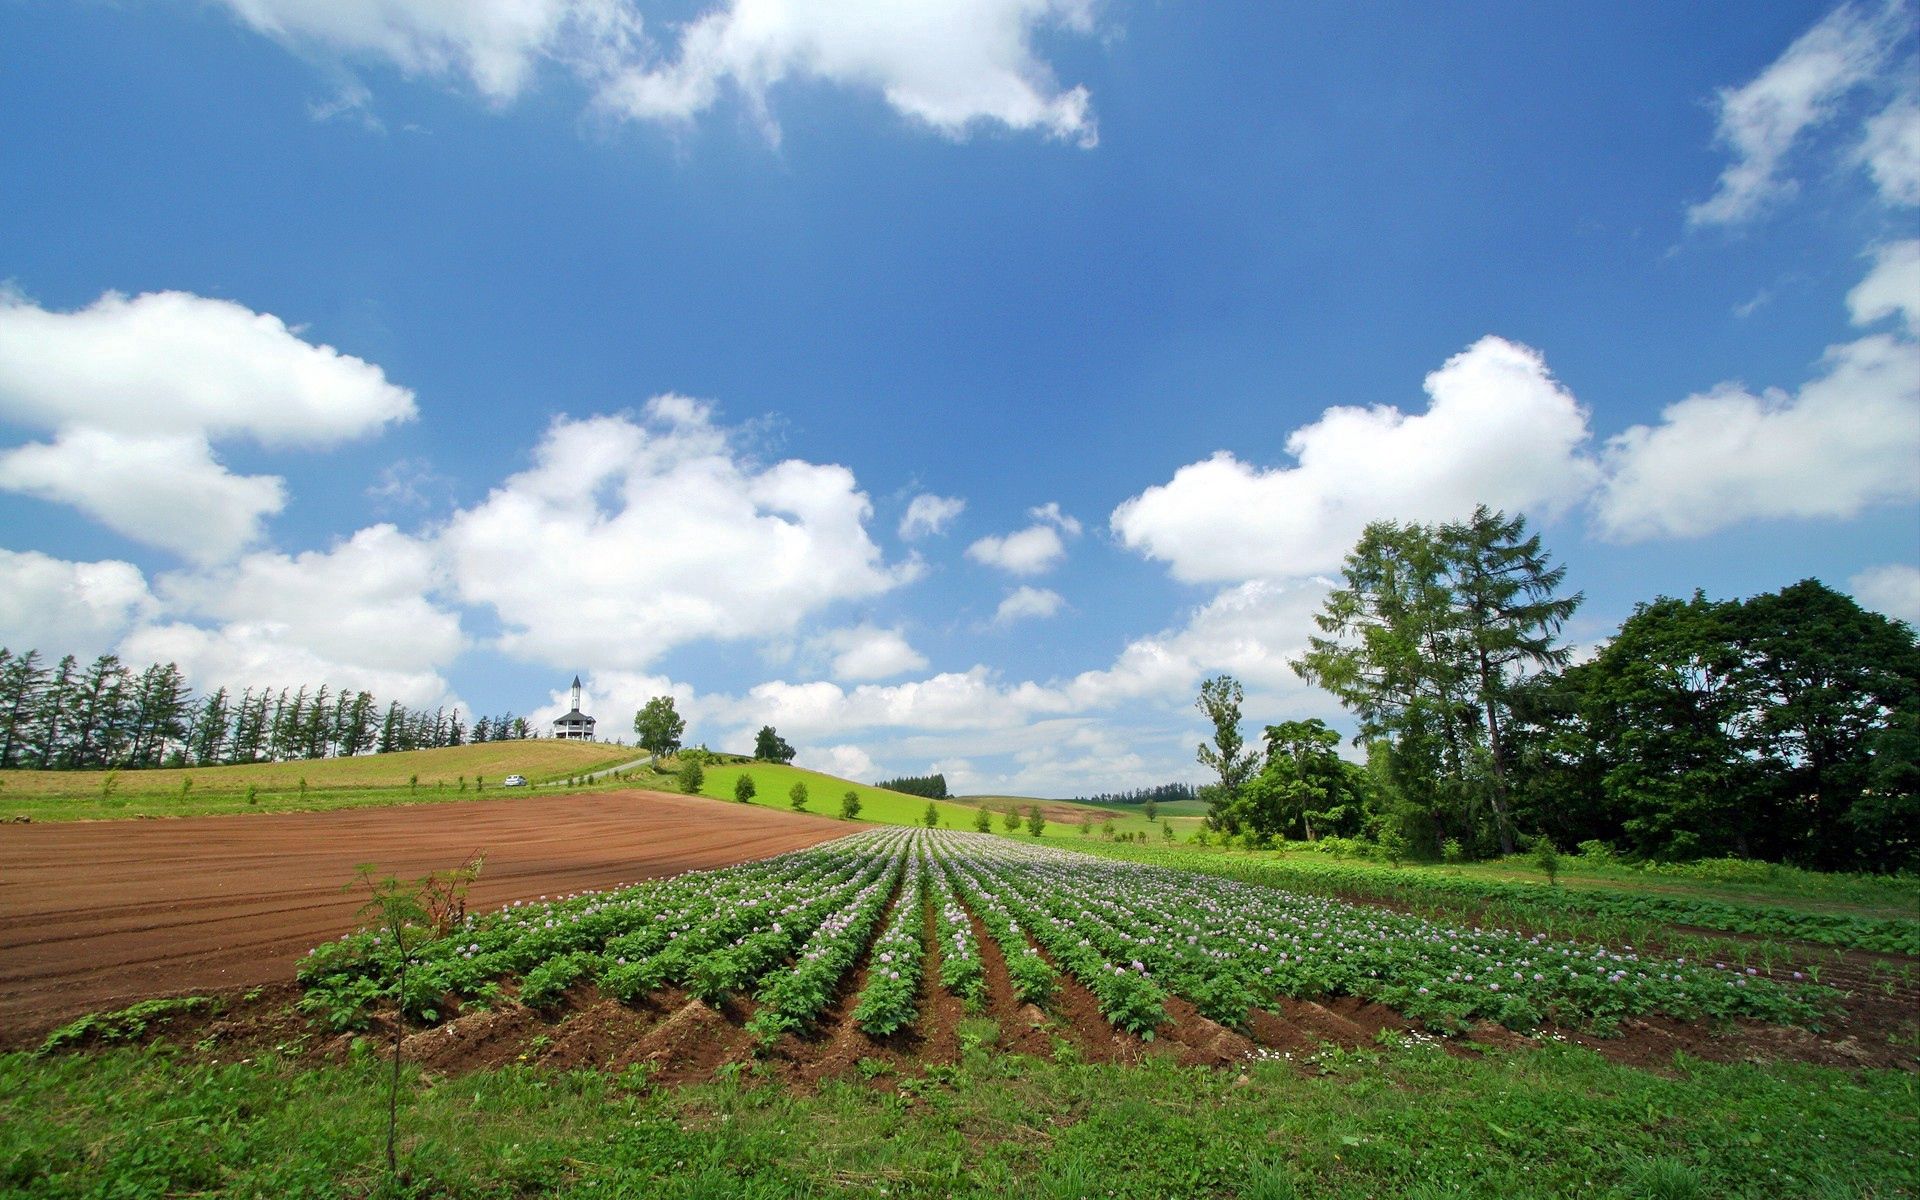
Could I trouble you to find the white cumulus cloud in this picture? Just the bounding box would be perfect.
[899,493,966,539]
[440,397,916,669]
[599,0,1099,146]
[204,0,1102,147]
[1850,563,1920,625]
[1595,245,1920,542]
[1112,336,1599,583]
[0,431,287,564]
[120,524,466,708]
[0,550,157,660]
[0,289,416,561]
[967,501,1082,575]
[993,585,1064,625]
[213,0,643,104]
[0,289,417,446]
[1859,92,1920,204]
[1848,238,1920,334]
[1688,0,1912,227]
[810,624,929,681]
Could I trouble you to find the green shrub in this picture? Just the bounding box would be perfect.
[839,790,862,820]
[789,781,809,811]
[734,773,756,803]
[680,761,705,795]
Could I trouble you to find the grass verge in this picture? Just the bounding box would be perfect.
[3,1035,1912,1197]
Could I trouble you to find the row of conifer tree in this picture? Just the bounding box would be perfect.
[0,649,531,770]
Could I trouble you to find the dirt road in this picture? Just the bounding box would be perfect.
[0,789,848,1043]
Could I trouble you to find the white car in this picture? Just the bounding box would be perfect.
[502,774,528,787]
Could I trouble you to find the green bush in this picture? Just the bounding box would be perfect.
[734,773,756,803]
[680,761,706,795]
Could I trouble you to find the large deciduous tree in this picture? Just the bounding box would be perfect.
[1295,507,1579,854]
[633,695,687,761]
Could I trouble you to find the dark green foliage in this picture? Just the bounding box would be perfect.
[923,800,940,827]
[734,773,756,803]
[788,780,809,811]
[875,773,948,799]
[1065,781,1198,807]
[839,789,862,820]
[1195,675,1254,830]
[752,725,796,763]
[680,760,705,795]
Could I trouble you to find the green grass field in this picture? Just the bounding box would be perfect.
[5,1029,1908,1197]
[0,742,641,821]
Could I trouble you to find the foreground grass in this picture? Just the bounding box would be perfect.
[3,1035,1912,1198]
[0,743,640,821]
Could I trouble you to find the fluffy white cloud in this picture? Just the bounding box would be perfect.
[441,397,915,669]
[1859,92,1920,205]
[899,493,965,539]
[993,585,1064,625]
[810,624,929,681]
[1848,239,1920,334]
[0,289,416,561]
[1687,1,1910,227]
[599,0,1099,146]
[1596,243,1920,542]
[207,0,1101,146]
[0,431,286,564]
[119,524,465,708]
[0,289,416,446]
[214,0,642,103]
[1113,336,1598,583]
[967,525,1065,574]
[808,743,877,781]
[1850,563,1920,625]
[967,500,1082,574]
[0,550,157,660]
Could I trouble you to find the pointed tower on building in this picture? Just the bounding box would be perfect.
[551,675,597,741]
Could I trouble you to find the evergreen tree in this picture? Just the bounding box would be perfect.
[0,649,46,768]
[193,687,230,765]
[33,654,76,768]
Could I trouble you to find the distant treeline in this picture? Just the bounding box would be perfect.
[1066,782,1198,807]
[0,648,533,771]
[874,773,948,799]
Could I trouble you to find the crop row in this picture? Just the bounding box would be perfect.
[299,829,1830,1043]
[1081,845,1920,957]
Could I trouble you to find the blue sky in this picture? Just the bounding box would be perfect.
[1,0,1916,794]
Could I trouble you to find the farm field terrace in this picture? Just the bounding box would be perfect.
[0,741,641,821]
[9,828,1915,1198]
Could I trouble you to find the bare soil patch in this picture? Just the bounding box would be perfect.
[0,788,847,1045]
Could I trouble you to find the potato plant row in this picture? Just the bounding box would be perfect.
[298,829,1830,1044]
[934,833,1829,1034]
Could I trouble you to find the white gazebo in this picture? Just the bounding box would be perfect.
[551,676,597,741]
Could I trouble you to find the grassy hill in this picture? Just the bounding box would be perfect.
[0,741,641,821]
[953,793,1207,838]
[650,765,1207,840]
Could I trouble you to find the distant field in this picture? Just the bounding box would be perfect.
[684,761,980,828]
[0,742,640,821]
[956,793,1206,837]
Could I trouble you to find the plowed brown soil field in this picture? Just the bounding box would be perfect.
[0,789,847,1044]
